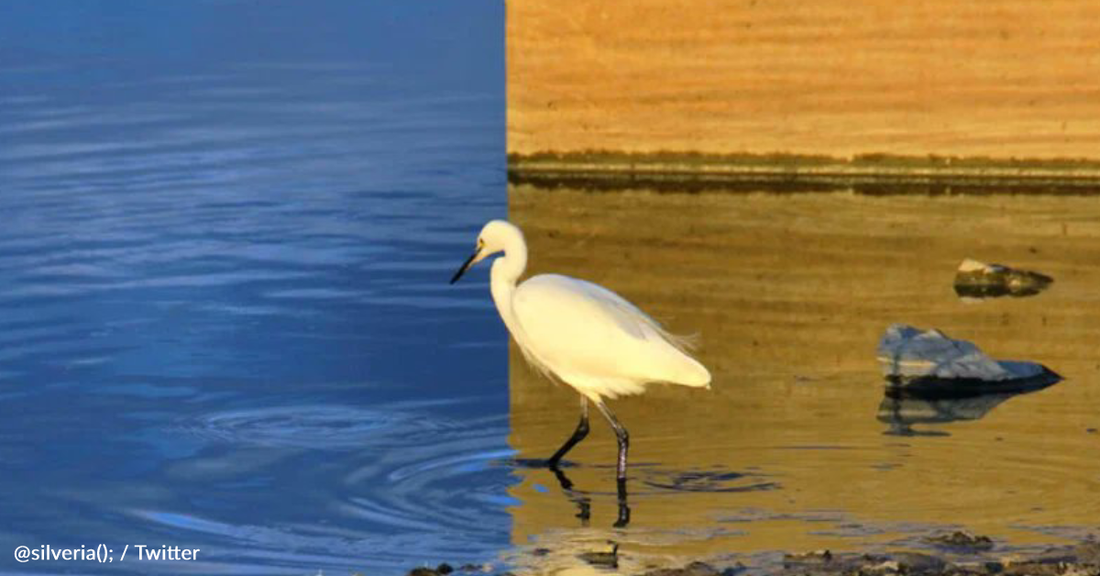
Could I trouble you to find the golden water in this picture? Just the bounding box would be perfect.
[504,184,1100,571]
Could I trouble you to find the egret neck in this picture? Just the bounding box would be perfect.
[489,229,527,339]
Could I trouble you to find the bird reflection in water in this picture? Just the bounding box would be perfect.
[548,462,631,528]
[514,458,776,529]
[512,458,630,527]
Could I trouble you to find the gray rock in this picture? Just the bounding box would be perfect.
[877,324,1060,398]
[891,552,949,574]
[781,550,948,576]
[641,561,733,576]
[926,530,995,551]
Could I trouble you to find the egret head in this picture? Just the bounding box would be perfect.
[449,220,522,284]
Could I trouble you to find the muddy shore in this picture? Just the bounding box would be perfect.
[406,533,1100,576]
[508,152,1100,194]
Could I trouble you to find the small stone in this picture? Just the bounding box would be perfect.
[640,561,722,576]
[927,530,996,550]
[578,543,618,569]
[861,560,900,574]
[1072,538,1100,563]
[954,258,1053,299]
[785,549,832,563]
[720,563,748,576]
[891,551,948,573]
[1000,561,1068,576]
[783,549,841,572]
[954,560,1004,575]
[436,563,454,575]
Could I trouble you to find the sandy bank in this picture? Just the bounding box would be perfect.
[509,152,1100,193]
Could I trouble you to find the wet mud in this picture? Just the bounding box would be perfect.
[407,533,1100,576]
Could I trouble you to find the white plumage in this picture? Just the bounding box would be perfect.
[512,274,711,400]
[450,219,711,485]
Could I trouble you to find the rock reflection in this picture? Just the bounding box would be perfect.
[876,385,1062,436]
[877,393,1015,436]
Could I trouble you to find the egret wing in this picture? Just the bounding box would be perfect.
[511,274,684,380]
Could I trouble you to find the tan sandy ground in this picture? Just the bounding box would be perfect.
[509,0,1100,158]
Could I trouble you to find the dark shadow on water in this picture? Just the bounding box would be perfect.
[954,284,1049,299]
[641,468,781,494]
[883,366,1061,400]
[877,383,1057,437]
[510,457,577,470]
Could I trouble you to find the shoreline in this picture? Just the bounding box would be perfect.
[508,152,1100,193]
[405,532,1100,576]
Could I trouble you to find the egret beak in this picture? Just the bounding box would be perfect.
[449,248,482,284]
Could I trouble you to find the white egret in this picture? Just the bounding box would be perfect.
[450,220,711,484]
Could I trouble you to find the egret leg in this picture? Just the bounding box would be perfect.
[615,478,631,528]
[547,396,589,468]
[594,401,629,481]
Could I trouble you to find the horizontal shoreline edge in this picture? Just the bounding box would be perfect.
[508,153,1100,193]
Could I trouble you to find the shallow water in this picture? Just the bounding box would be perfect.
[507,184,1100,572]
[1,2,508,574]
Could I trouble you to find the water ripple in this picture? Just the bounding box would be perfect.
[174,403,494,452]
[149,402,515,571]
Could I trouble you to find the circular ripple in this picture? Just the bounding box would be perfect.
[175,403,473,451]
[157,403,516,571]
[339,424,517,535]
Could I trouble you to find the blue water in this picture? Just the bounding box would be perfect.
[0,2,508,573]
